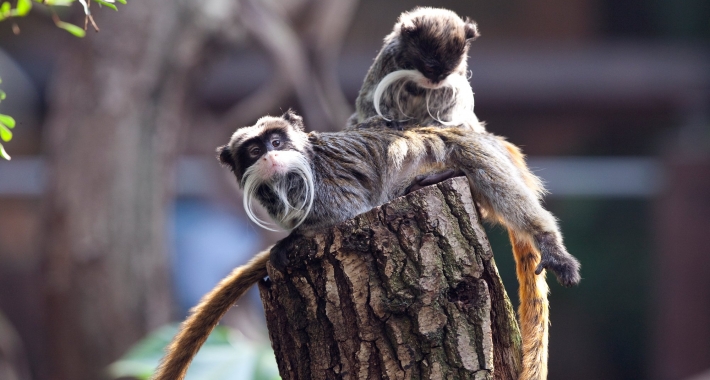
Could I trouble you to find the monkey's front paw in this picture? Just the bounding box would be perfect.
[535,255,581,287]
[534,232,581,287]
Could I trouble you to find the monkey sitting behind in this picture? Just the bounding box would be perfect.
[348,7,483,132]
[153,111,580,380]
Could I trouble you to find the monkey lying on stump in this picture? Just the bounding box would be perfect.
[153,111,580,380]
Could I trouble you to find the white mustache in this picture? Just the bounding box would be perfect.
[372,69,474,126]
[241,152,315,231]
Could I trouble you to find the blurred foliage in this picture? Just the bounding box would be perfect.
[0,78,15,160]
[108,324,280,380]
[0,0,127,158]
[0,0,127,36]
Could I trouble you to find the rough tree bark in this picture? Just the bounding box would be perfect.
[259,177,523,380]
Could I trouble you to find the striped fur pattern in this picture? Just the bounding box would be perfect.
[349,7,484,132]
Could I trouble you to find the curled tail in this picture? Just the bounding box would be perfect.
[510,230,550,380]
[153,247,272,380]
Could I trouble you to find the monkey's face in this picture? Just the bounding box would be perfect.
[397,8,479,86]
[218,110,314,231]
[234,130,300,181]
[218,110,310,184]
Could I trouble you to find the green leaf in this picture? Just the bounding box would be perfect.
[115,0,126,4]
[0,114,15,128]
[16,0,32,16]
[43,0,75,6]
[93,0,117,10]
[1,2,11,15]
[0,143,10,160]
[0,123,12,142]
[56,21,86,37]
[108,324,281,380]
[0,90,5,101]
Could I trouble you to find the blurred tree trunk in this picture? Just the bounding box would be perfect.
[35,0,358,377]
[224,0,358,132]
[39,3,206,379]
[259,177,522,379]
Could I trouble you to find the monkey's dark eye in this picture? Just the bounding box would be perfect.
[271,139,281,148]
[248,146,262,158]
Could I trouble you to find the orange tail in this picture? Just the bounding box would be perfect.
[153,247,272,380]
[510,230,550,380]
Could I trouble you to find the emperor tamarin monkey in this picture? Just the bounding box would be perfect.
[153,111,580,380]
[348,7,483,132]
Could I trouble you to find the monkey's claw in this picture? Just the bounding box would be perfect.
[535,255,581,287]
[534,232,581,287]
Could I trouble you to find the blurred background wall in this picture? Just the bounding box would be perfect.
[0,0,708,379]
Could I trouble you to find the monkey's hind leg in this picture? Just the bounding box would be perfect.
[450,137,581,287]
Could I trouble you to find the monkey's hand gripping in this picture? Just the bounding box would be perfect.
[409,170,581,288]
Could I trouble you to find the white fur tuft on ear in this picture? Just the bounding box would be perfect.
[282,109,305,131]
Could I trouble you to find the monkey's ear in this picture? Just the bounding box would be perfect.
[400,22,416,36]
[282,109,304,131]
[464,18,480,41]
[217,145,235,169]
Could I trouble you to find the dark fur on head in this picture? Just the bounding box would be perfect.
[349,8,484,131]
[397,7,479,83]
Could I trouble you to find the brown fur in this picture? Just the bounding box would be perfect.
[152,247,272,380]
[510,232,550,380]
[504,140,550,380]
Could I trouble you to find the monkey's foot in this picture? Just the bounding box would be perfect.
[534,232,581,287]
[407,169,464,193]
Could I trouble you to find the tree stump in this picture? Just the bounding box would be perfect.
[258,177,522,379]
